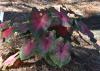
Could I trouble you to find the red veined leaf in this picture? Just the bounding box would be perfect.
[19,39,36,60]
[36,31,56,56]
[51,44,71,67]
[60,7,73,34]
[2,27,14,38]
[32,8,41,30]
[0,23,5,28]
[60,8,71,27]
[60,9,73,34]
[41,37,52,51]
[45,38,71,67]
[40,13,49,30]
[38,36,53,55]
[32,8,49,31]
[31,8,49,38]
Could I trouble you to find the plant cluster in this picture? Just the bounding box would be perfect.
[0,7,99,70]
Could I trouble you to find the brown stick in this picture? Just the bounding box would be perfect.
[76,31,91,45]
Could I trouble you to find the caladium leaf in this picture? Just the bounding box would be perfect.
[0,23,5,28]
[31,8,41,31]
[2,27,14,38]
[2,52,19,67]
[74,20,97,43]
[77,21,94,38]
[37,35,54,56]
[59,10,73,35]
[19,39,36,60]
[44,52,56,67]
[60,8,71,27]
[30,8,49,38]
[45,38,71,67]
[32,8,49,30]
[47,7,62,26]
[40,12,49,30]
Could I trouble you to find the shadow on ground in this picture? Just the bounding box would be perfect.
[7,47,100,71]
[83,13,100,30]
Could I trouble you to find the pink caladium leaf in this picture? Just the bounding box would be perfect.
[2,27,14,38]
[32,8,49,31]
[19,39,36,60]
[59,9,73,35]
[37,35,53,56]
[30,8,49,38]
[0,23,5,28]
[2,52,19,68]
[60,8,71,27]
[45,38,71,67]
[40,12,49,30]
[32,10,42,30]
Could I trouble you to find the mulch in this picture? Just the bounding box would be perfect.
[5,47,100,71]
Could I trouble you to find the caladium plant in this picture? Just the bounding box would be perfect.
[59,7,71,27]
[0,7,99,69]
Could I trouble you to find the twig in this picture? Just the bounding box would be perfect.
[76,31,91,45]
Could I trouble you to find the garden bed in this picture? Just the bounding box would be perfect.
[0,1,100,71]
